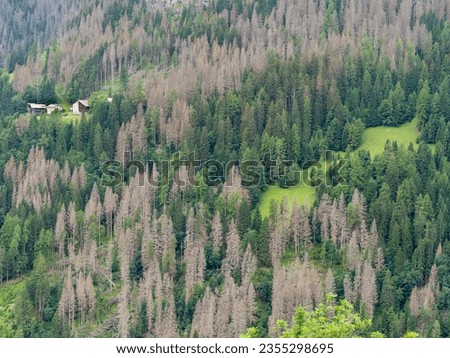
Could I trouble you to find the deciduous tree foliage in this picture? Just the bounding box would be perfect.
[244,295,377,338]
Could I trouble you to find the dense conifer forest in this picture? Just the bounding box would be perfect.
[0,0,450,338]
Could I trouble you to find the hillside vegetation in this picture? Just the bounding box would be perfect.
[260,118,421,216]
[0,280,24,337]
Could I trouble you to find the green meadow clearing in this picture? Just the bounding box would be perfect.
[259,119,421,217]
[359,118,419,155]
[259,182,315,218]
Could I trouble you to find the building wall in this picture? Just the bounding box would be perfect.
[28,106,47,115]
[73,102,80,115]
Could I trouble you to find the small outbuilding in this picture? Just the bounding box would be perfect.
[72,100,90,115]
[46,104,63,114]
[27,103,47,115]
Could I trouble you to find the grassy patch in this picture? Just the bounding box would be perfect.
[259,183,315,218]
[259,119,423,215]
[33,112,82,124]
[0,279,25,338]
[359,118,419,156]
[59,112,82,124]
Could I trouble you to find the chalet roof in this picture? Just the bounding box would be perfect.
[78,100,89,107]
[47,104,63,109]
[28,103,47,109]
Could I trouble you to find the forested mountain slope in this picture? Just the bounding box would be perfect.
[0,0,95,71]
[0,0,449,338]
